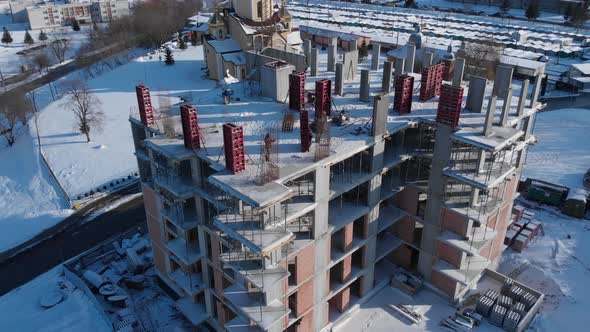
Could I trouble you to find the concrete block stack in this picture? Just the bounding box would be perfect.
[485,289,500,302]
[507,285,525,301]
[513,302,526,316]
[476,296,495,317]
[504,207,542,252]
[489,304,507,326]
[521,292,538,310]
[498,294,513,309]
[503,310,522,332]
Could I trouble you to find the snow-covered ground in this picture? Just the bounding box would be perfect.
[523,108,590,189]
[0,266,111,332]
[36,45,214,199]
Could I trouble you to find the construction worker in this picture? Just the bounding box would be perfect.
[263,133,276,162]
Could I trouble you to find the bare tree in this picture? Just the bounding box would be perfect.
[30,51,52,73]
[0,90,32,146]
[49,35,71,63]
[61,80,104,142]
[458,41,504,79]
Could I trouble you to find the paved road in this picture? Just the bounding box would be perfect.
[0,194,145,296]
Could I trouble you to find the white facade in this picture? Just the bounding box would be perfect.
[21,0,129,30]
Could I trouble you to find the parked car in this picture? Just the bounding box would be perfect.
[462,309,483,326]
[453,313,474,329]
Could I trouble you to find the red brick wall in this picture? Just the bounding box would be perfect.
[343,223,353,252]
[152,244,167,274]
[341,255,352,282]
[431,270,457,298]
[213,268,224,296]
[398,186,419,216]
[209,235,221,266]
[491,203,512,259]
[296,311,314,332]
[296,243,315,284]
[332,287,351,312]
[436,241,462,267]
[392,245,413,270]
[141,183,159,219]
[395,216,416,243]
[147,215,163,246]
[479,240,492,258]
[296,279,314,316]
[487,209,499,230]
[216,301,227,327]
[441,208,467,236]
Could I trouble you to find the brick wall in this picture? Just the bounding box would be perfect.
[440,208,467,236]
[296,310,314,332]
[398,186,419,215]
[295,242,315,284]
[392,244,413,270]
[394,216,416,244]
[331,287,351,312]
[296,279,314,316]
[343,223,354,252]
[436,241,463,267]
[431,270,457,298]
[341,255,352,282]
[152,244,167,274]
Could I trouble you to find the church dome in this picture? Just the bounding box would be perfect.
[408,24,423,49]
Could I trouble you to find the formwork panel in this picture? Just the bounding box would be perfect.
[136,85,156,126]
[393,75,414,115]
[436,84,464,128]
[419,62,446,101]
[315,79,332,119]
[223,123,246,174]
[180,105,200,149]
[290,71,306,111]
[300,110,312,152]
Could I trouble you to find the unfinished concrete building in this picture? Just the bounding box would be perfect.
[130,37,543,331]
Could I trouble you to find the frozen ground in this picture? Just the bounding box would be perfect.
[0,266,111,332]
[522,108,590,189]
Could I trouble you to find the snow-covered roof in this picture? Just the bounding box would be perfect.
[571,63,590,75]
[500,55,546,76]
[188,13,212,24]
[222,51,247,66]
[287,31,303,45]
[298,25,369,41]
[190,23,209,33]
[566,188,588,201]
[207,39,242,54]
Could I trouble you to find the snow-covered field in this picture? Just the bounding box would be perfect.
[0,266,111,332]
[523,108,590,189]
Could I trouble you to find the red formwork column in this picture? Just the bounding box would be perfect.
[136,85,155,126]
[443,59,455,81]
[436,84,464,129]
[315,79,332,120]
[180,105,200,150]
[419,62,445,101]
[394,75,414,115]
[223,123,246,174]
[300,110,312,152]
[290,72,306,111]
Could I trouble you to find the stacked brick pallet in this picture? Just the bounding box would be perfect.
[180,105,200,150]
[394,75,414,115]
[477,280,538,331]
[223,123,246,174]
[436,84,464,128]
[315,79,332,119]
[419,62,445,101]
[289,72,306,111]
[505,205,543,252]
[135,85,156,126]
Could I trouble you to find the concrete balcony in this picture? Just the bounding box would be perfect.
[219,252,289,291]
[169,269,205,297]
[433,254,491,286]
[375,231,403,261]
[438,227,496,257]
[175,297,208,325]
[161,206,199,231]
[225,315,260,332]
[154,174,198,199]
[224,284,290,331]
[165,237,202,265]
[444,160,516,190]
[328,201,371,234]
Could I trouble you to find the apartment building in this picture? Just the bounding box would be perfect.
[445,0,586,13]
[129,40,544,331]
[10,0,129,30]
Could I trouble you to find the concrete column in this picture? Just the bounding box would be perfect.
[372,93,390,137]
[335,63,344,96]
[310,48,319,77]
[500,88,513,127]
[304,39,312,60]
[327,44,337,72]
[423,52,434,67]
[395,57,405,78]
[517,79,530,117]
[360,69,371,102]
[484,96,498,136]
[381,61,393,93]
[493,65,514,99]
[452,58,465,87]
[523,113,535,140]
[371,43,381,71]
[405,44,416,74]
[530,73,543,108]
[312,165,331,331]
[466,76,487,113]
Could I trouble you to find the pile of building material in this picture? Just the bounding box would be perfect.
[505,205,543,252]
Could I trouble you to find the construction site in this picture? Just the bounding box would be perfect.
[126,1,547,331]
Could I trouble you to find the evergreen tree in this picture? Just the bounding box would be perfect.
[72,19,81,32]
[24,30,34,45]
[525,0,540,20]
[178,35,187,49]
[404,0,416,8]
[164,47,175,65]
[2,27,13,44]
[564,3,574,22]
[38,29,48,41]
[571,4,589,30]
[358,40,369,60]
